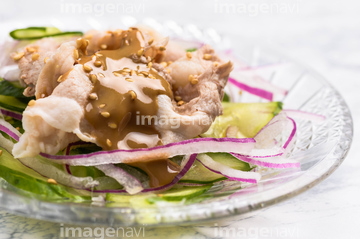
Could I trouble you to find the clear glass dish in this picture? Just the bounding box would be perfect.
[0,17,353,226]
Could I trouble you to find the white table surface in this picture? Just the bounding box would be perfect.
[1,0,360,238]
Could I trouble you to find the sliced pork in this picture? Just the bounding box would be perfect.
[12,27,233,161]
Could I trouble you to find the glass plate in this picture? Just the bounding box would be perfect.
[0,17,353,226]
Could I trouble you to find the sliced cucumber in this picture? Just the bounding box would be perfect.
[10,26,82,40]
[0,95,28,112]
[180,153,252,184]
[67,164,123,190]
[106,193,156,208]
[10,27,59,40]
[155,185,212,201]
[0,79,27,98]
[44,27,62,35]
[94,176,122,191]
[0,147,90,201]
[106,184,212,205]
[209,152,252,169]
[202,102,282,138]
[51,31,84,38]
[180,159,226,184]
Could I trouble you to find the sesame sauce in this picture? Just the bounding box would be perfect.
[77,28,173,151]
[62,28,177,187]
[128,159,180,187]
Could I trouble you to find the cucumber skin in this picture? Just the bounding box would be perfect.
[180,159,229,184]
[159,185,212,201]
[0,79,29,98]
[0,147,90,202]
[180,153,253,184]
[9,27,83,40]
[0,79,35,112]
[105,185,212,204]
[0,164,67,200]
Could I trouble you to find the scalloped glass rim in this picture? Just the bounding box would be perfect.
[0,17,353,227]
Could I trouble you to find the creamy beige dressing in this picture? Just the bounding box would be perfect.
[59,28,177,186]
[74,28,173,150]
[128,159,180,187]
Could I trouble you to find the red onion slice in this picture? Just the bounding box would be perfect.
[228,77,273,101]
[92,154,197,194]
[0,108,23,121]
[0,117,21,141]
[254,113,288,149]
[230,116,299,168]
[228,64,288,101]
[39,138,255,166]
[233,63,288,96]
[283,117,296,150]
[231,153,300,168]
[283,109,326,123]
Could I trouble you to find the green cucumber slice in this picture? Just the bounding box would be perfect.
[209,152,252,169]
[0,95,28,112]
[156,185,212,201]
[10,27,48,39]
[0,147,90,201]
[106,185,212,205]
[202,101,282,138]
[180,159,225,184]
[67,165,104,178]
[50,31,83,38]
[44,27,62,35]
[0,79,27,98]
[180,153,252,184]
[106,193,156,208]
[10,26,82,40]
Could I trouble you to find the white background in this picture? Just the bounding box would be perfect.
[0,0,359,238]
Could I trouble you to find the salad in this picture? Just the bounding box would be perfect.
[0,26,310,206]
